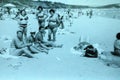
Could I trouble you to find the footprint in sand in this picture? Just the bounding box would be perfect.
[8,62,22,70]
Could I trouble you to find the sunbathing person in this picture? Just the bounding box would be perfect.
[73,37,98,58]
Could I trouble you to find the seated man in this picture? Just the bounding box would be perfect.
[27,31,48,54]
[10,30,34,58]
[113,32,120,56]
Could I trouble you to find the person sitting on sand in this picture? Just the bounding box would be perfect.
[113,32,120,56]
[27,31,48,54]
[35,27,63,51]
[10,30,34,58]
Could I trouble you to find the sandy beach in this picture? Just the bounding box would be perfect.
[0,12,120,80]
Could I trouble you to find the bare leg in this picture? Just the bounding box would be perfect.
[48,28,52,41]
[44,42,63,48]
[29,46,40,53]
[21,47,34,58]
[35,43,49,54]
[53,27,58,41]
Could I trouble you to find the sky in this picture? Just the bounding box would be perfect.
[38,0,120,6]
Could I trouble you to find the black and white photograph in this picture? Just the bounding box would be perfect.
[0,0,120,80]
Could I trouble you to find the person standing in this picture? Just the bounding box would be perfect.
[18,10,28,40]
[47,9,60,41]
[36,6,48,29]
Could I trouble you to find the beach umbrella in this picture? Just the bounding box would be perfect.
[3,3,16,8]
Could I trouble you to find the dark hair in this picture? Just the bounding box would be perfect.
[37,6,43,10]
[39,27,44,30]
[49,9,55,13]
[17,30,23,34]
[116,32,120,39]
[20,10,26,15]
[84,45,94,50]
[30,32,36,34]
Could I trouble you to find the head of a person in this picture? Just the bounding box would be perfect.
[20,10,26,16]
[39,27,45,33]
[116,32,120,40]
[17,30,23,39]
[84,45,94,51]
[30,32,36,36]
[49,9,55,16]
[37,6,43,12]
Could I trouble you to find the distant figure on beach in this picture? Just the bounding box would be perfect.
[47,9,60,41]
[18,10,28,40]
[0,8,3,20]
[66,9,73,27]
[86,9,93,18]
[113,32,120,56]
[10,30,34,58]
[14,9,21,19]
[78,9,83,17]
[89,9,93,18]
[58,14,64,29]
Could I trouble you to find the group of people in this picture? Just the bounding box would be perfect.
[10,6,64,58]
[1,6,120,59]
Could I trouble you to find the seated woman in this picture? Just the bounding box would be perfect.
[113,32,120,56]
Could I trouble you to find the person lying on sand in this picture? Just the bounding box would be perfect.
[73,37,98,58]
[74,41,98,58]
[10,30,34,58]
